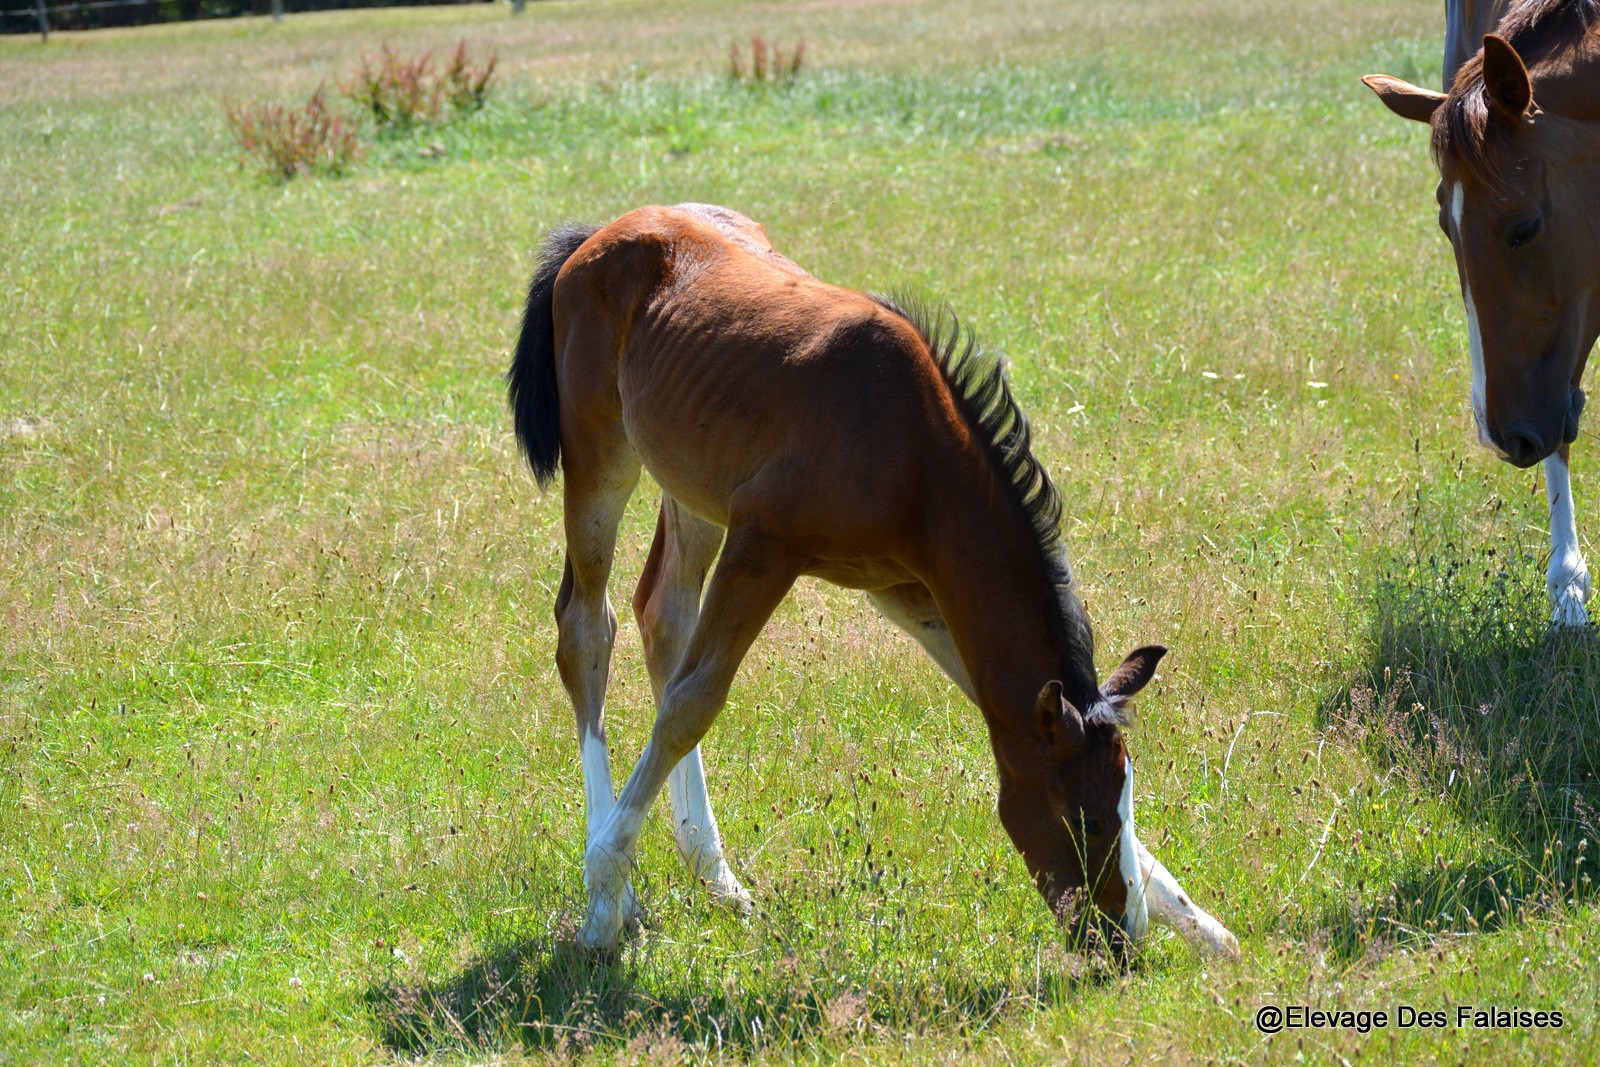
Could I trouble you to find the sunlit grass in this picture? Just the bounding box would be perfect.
[3,0,1598,1061]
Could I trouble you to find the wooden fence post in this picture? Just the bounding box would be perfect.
[271,0,282,21]
[36,0,48,41]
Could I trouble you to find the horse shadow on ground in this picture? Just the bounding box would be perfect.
[1308,543,1600,960]
[364,904,1121,1059]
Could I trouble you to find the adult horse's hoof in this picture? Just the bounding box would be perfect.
[1548,565,1591,628]
[1550,593,1590,628]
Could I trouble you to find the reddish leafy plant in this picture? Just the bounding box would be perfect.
[223,89,362,181]
[728,34,806,84]
[341,39,498,131]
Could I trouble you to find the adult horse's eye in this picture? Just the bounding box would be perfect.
[1509,217,1543,249]
[1082,817,1104,837]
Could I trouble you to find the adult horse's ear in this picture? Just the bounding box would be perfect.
[1036,680,1084,756]
[1360,74,1446,124]
[1101,645,1166,702]
[1481,34,1532,120]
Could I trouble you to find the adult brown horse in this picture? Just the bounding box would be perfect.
[1364,0,1595,626]
[1447,1,1515,88]
[508,203,1238,955]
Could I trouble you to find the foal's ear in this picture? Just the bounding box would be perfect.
[1360,74,1446,124]
[1101,645,1167,702]
[1481,34,1532,120]
[1035,680,1085,756]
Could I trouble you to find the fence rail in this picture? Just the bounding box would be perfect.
[2,0,490,37]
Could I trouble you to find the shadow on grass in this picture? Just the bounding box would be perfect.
[364,910,1119,1059]
[1312,539,1600,958]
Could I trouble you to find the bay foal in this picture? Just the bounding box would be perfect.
[510,203,1237,954]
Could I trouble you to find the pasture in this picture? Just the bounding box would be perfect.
[3,0,1599,1060]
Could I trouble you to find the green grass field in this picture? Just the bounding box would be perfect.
[4,0,1600,1061]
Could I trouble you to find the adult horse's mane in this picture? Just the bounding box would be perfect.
[1435,0,1600,181]
[871,294,1119,724]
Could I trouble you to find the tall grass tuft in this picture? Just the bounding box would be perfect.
[1320,526,1600,959]
[223,89,362,180]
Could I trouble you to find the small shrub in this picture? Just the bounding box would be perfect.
[342,40,498,132]
[728,34,805,85]
[442,40,498,114]
[224,89,362,180]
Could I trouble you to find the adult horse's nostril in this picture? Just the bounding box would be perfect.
[1565,389,1586,444]
[1500,424,1548,468]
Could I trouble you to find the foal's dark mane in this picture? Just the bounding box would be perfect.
[873,295,1120,725]
[1435,0,1600,183]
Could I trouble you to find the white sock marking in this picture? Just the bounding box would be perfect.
[1133,837,1241,957]
[580,742,657,950]
[1117,756,1149,941]
[1544,452,1591,626]
[580,729,615,847]
[667,745,747,906]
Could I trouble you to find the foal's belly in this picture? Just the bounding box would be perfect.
[803,556,919,590]
[623,416,919,593]
[621,409,757,527]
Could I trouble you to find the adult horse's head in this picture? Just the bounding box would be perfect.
[1365,12,1600,467]
[999,645,1165,947]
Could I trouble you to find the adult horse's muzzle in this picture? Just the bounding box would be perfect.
[1564,386,1586,446]
[1492,387,1585,468]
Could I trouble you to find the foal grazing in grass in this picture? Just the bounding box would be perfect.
[1366,0,1598,625]
[509,203,1237,955]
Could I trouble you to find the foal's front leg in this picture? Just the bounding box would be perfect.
[1545,446,1590,627]
[581,526,803,950]
[633,500,751,912]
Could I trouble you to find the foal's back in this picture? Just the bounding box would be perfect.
[554,204,966,569]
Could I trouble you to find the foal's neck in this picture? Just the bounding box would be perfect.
[914,484,1100,775]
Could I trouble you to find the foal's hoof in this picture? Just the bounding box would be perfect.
[578,886,644,953]
[621,883,646,927]
[708,875,754,915]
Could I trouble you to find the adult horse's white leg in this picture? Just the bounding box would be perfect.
[583,524,801,950]
[1545,447,1590,627]
[633,500,750,911]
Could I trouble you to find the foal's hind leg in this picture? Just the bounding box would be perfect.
[633,499,752,912]
[582,522,804,949]
[552,425,643,920]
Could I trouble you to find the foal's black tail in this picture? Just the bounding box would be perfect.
[507,221,602,489]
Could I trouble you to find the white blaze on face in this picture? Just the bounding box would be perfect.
[1118,756,1149,941]
[1452,182,1493,447]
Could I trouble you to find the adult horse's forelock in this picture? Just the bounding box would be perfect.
[1433,0,1600,183]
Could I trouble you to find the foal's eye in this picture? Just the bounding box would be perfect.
[1509,217,1543,249]
[1082,817,1104,837]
